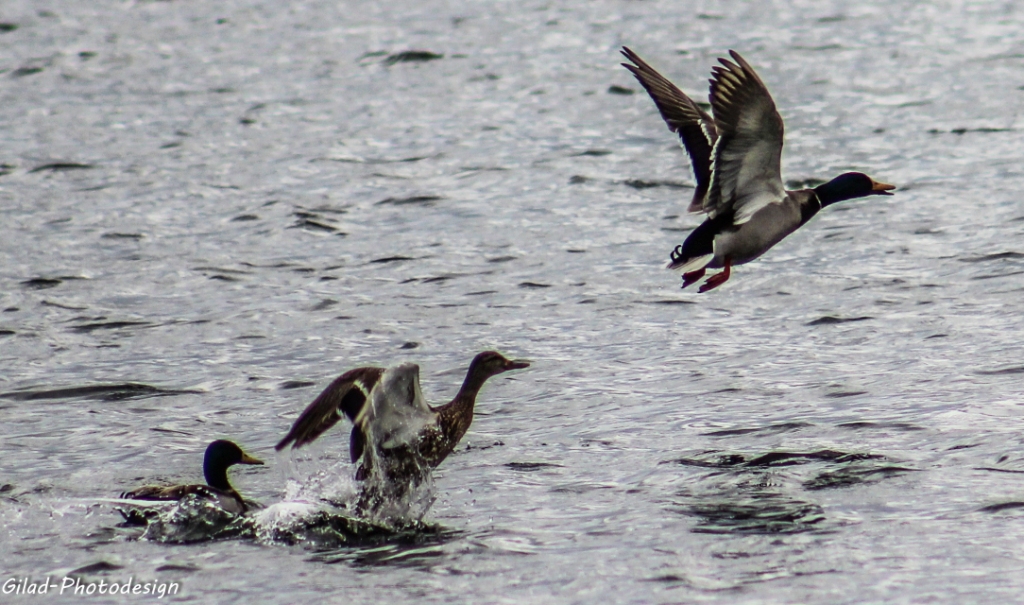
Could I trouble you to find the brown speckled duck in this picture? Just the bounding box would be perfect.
[621,47,895,292]
[121,440,263,514]
[276,351,529,483]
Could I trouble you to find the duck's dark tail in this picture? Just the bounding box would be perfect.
[666,218,717,273]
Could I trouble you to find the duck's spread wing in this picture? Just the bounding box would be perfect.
[706,51,786,224]
[356,363,436,451]
[275,367,384,451]
[621,47,717,213]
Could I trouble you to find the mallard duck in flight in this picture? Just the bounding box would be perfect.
[121,440,263,514]
[275,351,529,484]
[621,47,895,292]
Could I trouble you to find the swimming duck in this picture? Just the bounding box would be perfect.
[621,47,895,291]
[121,440,263,514]
[275,351,530,483]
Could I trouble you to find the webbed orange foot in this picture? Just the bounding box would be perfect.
[681,268,706,289]
[697,260,731,293]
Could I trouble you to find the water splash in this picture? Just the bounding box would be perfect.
[118,496,254,544]
[281,465,360,510]
[251,444,440,549]
[354,440,437,525]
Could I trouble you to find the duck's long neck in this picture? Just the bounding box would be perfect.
[204,461,233,492]
[441,366,492,440]
[458,365,493,405]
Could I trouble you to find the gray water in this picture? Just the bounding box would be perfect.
[3,0,1024,602]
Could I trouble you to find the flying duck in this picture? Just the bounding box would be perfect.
[621,47,895,291]
[275,351,529,484]
[121,440,263,514]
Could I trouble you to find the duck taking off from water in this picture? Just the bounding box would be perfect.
[275,351,530,485]
[621,47,895,292]
[121,440,263,514]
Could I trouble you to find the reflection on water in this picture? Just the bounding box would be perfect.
[309,527,459,566]
[684,494,827,535]
[669,448,917,534]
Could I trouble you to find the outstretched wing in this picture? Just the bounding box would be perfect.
[355,363,436,452]
[275,367,384,452]
[705,51,786,223]
[621,47,718,213]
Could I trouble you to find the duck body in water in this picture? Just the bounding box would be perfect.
[121,440,263,514]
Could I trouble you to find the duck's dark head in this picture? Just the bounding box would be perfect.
[203,440,263,489]
[469,351,531,379]
[454,351,530,405]
[815,172,895,207]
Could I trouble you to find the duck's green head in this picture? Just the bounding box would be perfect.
[815,172,895,207]
[203,440,263,489]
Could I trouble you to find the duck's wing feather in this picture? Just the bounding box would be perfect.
[705,51,786,224]
[349,425,365,465]
[621,47,718,213]
[355,363,436,451]
[275,367,384,452]
[121,485,179,500]
[121,484,247,513]
[121,484,212,501]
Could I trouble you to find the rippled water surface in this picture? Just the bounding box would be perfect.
[4,0,1024,603]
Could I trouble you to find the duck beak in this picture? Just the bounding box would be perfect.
[240,453,264,465]
[504,359,531,371]
[871,180,896,195]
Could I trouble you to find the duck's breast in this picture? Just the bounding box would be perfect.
[213,491,247,514]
